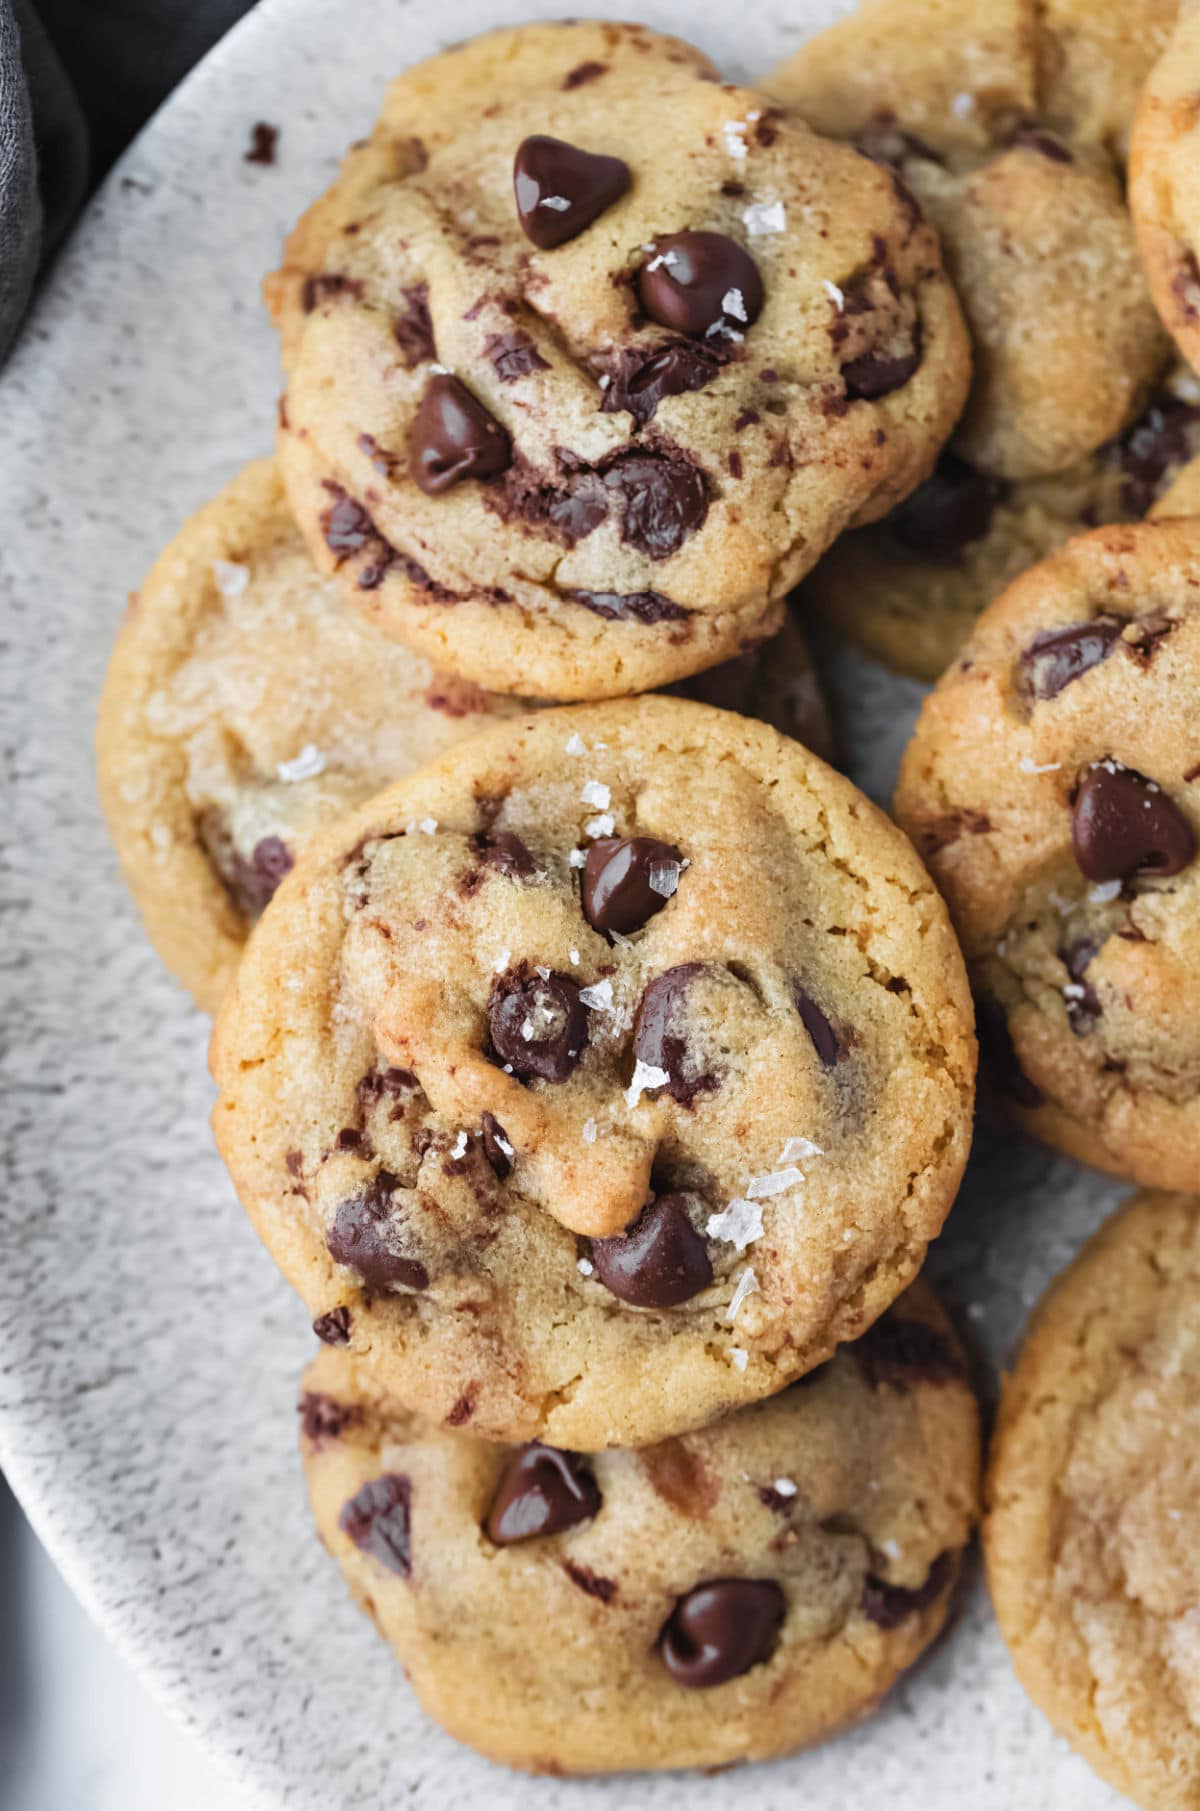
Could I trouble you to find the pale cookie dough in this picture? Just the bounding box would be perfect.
[986,1189,1200,1811]
[894,518,1200,1191]
[302,1281,980,1774]
[267,19,969,699]
[211,698,975,1449]
[97,459,830,1010]
[1131,5,1200,375]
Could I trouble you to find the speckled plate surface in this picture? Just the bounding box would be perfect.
[0,1,1130,1806]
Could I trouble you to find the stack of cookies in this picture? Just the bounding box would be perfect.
[94,5,1200,1800]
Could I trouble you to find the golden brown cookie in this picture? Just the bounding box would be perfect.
[267,20,969,699]
[211,697,975,1448]
[894,517,1200,1190]
[986,1189,1200,1811]
[303,1281,980,1774]
[1130,5,1200,374]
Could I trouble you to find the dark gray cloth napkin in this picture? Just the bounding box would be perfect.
[0,0,254,361]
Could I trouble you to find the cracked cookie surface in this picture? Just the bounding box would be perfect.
[986,1190,1200,1811]
[211,697,975,1448]
[266,19,968,700]
[1131,6,1200,377]
[97,459,829,1010]
[894,518,1200,1190]
[302,1279,980,1774]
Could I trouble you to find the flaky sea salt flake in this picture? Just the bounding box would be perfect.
[565,732,587,756]
[276,743,326,783]
[586,812,615,838]
[746,1166,804,1199]
[730,1347,749,1372]
[822,279,845,311]
[449,1131,468,1160]
[579,979,615,1013]
[726,1267,760,1320]
[648,860,681,899]
[1089,879,1122,904]
[625,1059,670,1110]
[706,1196,764,1251]
[580,779,611,809]
[568,847,587,869]
[722,286,749,323]
[779,1136,822,1163]
[212,558,249,598]
[1020,756,1062,775]
[742,198,786,236]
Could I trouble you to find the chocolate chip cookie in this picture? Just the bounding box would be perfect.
[211,698,975,1448]
[1131,5,1200,376]
[894,517,1200,1190]
[803,368,1200,681]
[768,0,1169,482]
[97,460,829,1011]
[986,1189,1200,1811]
[301,1280,980,1774]
[266,19,969,700]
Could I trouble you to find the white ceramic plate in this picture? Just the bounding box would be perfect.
[0,1,1131,1805]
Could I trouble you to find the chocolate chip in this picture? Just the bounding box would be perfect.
[484,1445,601,1543]
[485,331,550,382]
[601,340,722,426]
[480,1111,513,1179]
[446,1386,477,1426]
[659,1578,785,1688]
[842,317,923,401]
[601,450,708,559]
[919,811,993,857]
[489,968,588,1082]
[975,997,1043,1109]
[1008,125,1073,162]
[513,135,631,250]
[1118,393,1200,515]
[591,1195,713,1308]
[491,456,608,544]
[566,587,690,624]
[637,232,764,340]
[853,1317,965,1391]
[244,121,279,165]
[582,836,683,936]
[312,1306,352,1345]
[562,1560,619,1601]
[326,1172,429,1292]
[227,835,293,920]
[1072,760,1196,882]
[861,1551,953,1629]
[890,454,1003,558]
[562,60,607,90]
[1172,249,1200,323]
[299,1392,357,1443]
[1060,937,1102,1034]
[469,829,537,880]
[320,485,376,558]
[394,282,435,366]
[357,1066,417,1112]
[633,964,718,1106]
[792,985,844,1067]
[339,1474,412,1575]
[1019,615,1127,700]
[301,272,362,312]
[756,1483,798,1515]
[411,373,511,494]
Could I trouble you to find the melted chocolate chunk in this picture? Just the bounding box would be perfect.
[312,1306,352,1345]
[320,485,376,558]
[842,317,923,401]
[601,450,708,559]
[792,985,845,1067]
[480,1111,514,1179]
[299,1392,357,1443]
[853,1317,965,1391]
[861,1551,954,1629]
[244,121,279,165]
[489,968,588,1083]
[1072,760,1196,882]
[659,1578,785,1688]
[513,135,631,250]
[227,835,293,920]
[411,373,511,494]
[493,457,608,544]
[563,60,607,90]
[394,283,435,366]
[637,232,764,340]
[890,454,1003,558]
[1119,393,1200,515]
[339,1474,412,1575]
[1172,249,1200,322]
[1061,937,1102,1034]
[357,1066,417,1112]
[326,1172,429,1292]
[590,1195,713,1308]
[975,997,1043,1110]
[601,341,723,426]
[1019,615,1127,700]
[484,1445,601,1544]
[566,587,690,624]
[470,829,537,880]
[485,331,550,382]
[301,272,362,311]
[582,836,683,936]
[633,964,717,1106]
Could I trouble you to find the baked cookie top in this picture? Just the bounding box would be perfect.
[267,19,969,699]
[1131,5,1200,375]
[894,517,1200,1191]
[768,0,1169,481]
[211,698,975,1449]
[986,1189,1200,1811]
[803,367,1200,683]
[303,1280,980,1775]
